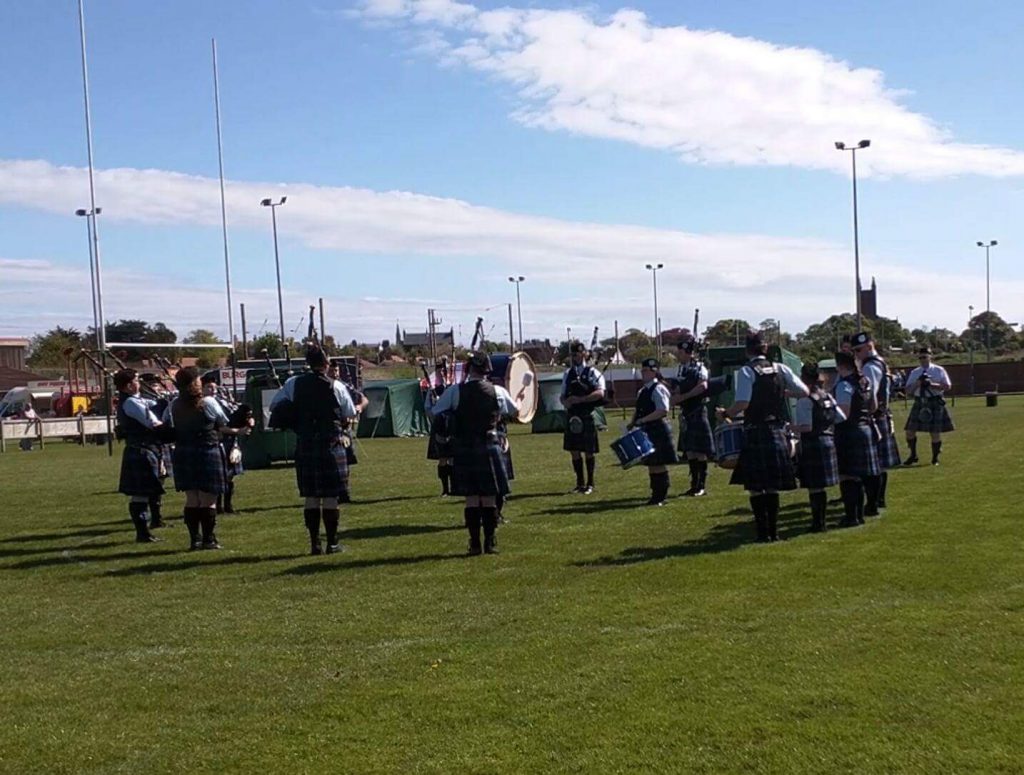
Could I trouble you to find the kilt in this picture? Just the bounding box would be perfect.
[294,435,349,498]
[451,439,510,497]
[118,443,166,497]
[729,424,797,491]
[344,431,358,466]
[222,439,244,478]
[640,419,678,467]
[172,442,229,494]
[797,433,839,490]
[873,416,901,470]
[677,406,716,458]
[563,413,600,454]
[835,423,881,479]
[905,396,955,434]
[426,418,454,460]
[158,442,174,480]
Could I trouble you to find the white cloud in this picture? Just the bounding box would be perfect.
[354,0,1024,179]
[1,158,1019,338]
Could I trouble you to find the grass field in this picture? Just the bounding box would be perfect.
[1,396,1022,774]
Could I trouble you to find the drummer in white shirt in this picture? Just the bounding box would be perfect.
[903,347,955,466]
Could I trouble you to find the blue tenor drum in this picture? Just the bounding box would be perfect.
[610,428,655,469]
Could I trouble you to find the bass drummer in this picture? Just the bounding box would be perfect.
[560,341,606,494]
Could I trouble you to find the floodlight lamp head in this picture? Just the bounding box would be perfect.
[280,196,287,204]
[858,139,871,148]
[75,209,87,216]
[95,207,102,215]
[991,240,998,246]
[508,276,515,282]
[517,275,525,282]
[976,241,984,247]
[834,141,846,150]
[260,198,272,207]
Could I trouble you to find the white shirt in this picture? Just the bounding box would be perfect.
[733,358,807,403]
[906,364,951,396]
[676,362,709,383]
[162,395,231,427]
[269,374,357,418]
[560,364,606,398]
[794,394,847,428]
[122,394,162,428]
[860,356,886,402]
[428,378,519,418]
[831,378,859,422]
[640,380,672,412]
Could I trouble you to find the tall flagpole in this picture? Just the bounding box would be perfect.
[212,38,237,393]
[77,0,113,455]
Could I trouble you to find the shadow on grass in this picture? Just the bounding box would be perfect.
[350,494,434,505]
[3,548,179,570]
[340,524,460,540]
[0,540,122,559]
[103,553,297,577]
[539,498,656,516]
[279,552,466,575]
[0,527,125,544]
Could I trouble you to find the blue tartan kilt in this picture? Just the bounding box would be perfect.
[835,423,881,479]
[294,435,349,498]
[641,419,678,467]
[873,416,901,470]
[797,433,839,490]
[729,424,797,491]
[426,418,455,460]
[118,443,166,497]
[677,406,716,457]
[451,439,510,497]
[172,442,229,494]
[563,413,600,454]
[905,397,955,434]
[222,438,245,478]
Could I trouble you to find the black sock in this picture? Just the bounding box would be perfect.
[585,457,595,488]
[482,507,497,541]
[697,461,708,491]
[839,481,858,524]
[764,493,780,540]
[863,475,881,514]
[322,508,340,547]
[303,507,321,544]
[183,506,201,545]
[128,501,150,539]
[200,508,218,544]
[572,458,584,487]
[495,493,505,515]
[749,494,767,541]
[657,471,670,501]
[648,472,659,501]
[464,507,482,551]
[223,481,234,512]
[931,441,942,462]
[878,472,889,507]
[908,437,918,458]
[438,464,449,494]
[809,491,828,530]
[148,496,163,526]
[688,460,699,491]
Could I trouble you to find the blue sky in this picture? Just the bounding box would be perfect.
[1,0,1022,344]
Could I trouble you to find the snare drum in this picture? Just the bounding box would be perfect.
[713,422,744,469]
[610,428,655,469]
[489,352,539,423]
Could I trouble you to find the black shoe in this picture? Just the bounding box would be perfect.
[903,456,919,466]
[149,517,166,529]
[646,498,666,507]
[201,539,222,550]
[864,507,880,517]
[931,459,940,466]
[135,534,162,543]
[569,485,585,494]
[690,488,707,497]
[581,485,594,495]
[467,541,483,556]
[326,543,345,554]
[310,541,322,556]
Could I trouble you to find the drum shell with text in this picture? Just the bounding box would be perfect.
[610,428,655,469]
[489,352,539,424]
[713,423,744,469]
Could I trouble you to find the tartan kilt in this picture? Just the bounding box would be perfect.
[905,397,955,434]
[172,442,229,494]
[426,425,455,460]
[641,419,678,467]
[501,441,515,481]
[158,442,174,480]
[677,406,716,457]
[222,439,245,478]
[729,424,797,491]
[873,416,902,470]
[797,433,839,490]
[294,435,349,498]
[563,413,600,454]
[118,443,166,497]
[451,439,510,497]
[835,423,881,479]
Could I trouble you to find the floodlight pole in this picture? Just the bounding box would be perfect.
[261,197,288,344]
[976,240,997,362]
[645,263,663,354]
[836,140,870,330]
[508,276,525,349]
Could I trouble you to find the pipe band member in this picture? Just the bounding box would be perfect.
[792,363,844,532]
[329,359,367,503]
[114,368,166,544]
[721,333,808,543]
[139,372,174,528]
[425,361,455,497]
[428,351,519,555]
[560,341,606,494]
[269,346,357,556]
[201,372,243,514]
[629,358,678,506]
[165,367,248,550]
[851,331,900,515]
[830,351,881,528]
[671,339,715,497]
[903,346,954,466]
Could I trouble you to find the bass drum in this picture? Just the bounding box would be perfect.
[489,352,539,424]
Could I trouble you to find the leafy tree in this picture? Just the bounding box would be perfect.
[702,319,753,347]
[147,322,177,344]
[250,333,284,359]
[27,328,85,368]
[105,319,151,344]
[965,311,1019,354]
[182,329,229,369]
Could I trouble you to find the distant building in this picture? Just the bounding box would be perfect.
[0,338,30,370]
[860,277,878,321]
[399,330,454,349]
[520,338,555,364]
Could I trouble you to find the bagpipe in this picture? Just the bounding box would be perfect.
[420,357,453,443]
[667,309,731,403]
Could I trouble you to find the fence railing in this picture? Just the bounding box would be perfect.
[0,416,114,453]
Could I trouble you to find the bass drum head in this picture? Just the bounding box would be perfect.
[501,352,539,423]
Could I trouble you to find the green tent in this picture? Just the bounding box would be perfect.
[705,345,804,425]
[531,373,608,433]
[357,379,429,438]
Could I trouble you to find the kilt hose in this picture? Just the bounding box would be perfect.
[873,416,902,470]
[797,433,839,490]
[452,439,510,497]
[563,413,600,454]
[835,423,881,479]
[729,424,798,492]
[172,442,229,495]
[118,442,166,497]
[640,419,678,467]
[676,405,716,458]
[905,396,955,434]
[294,434,349,498]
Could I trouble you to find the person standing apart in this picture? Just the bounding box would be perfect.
[903,347,954,466]
[560,341,606,494]
[629,358,678,506]
[113,369,166,543]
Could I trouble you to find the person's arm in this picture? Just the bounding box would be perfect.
[635,384,670,424]
[781,365,810,399]
[935,366,952,391]
[428,384,457,416]
[905,368,923,396]
[495,386,520,420]
[123,396,162,428]
[792,397,813,434]
[721,367,752,420]
[268,376,297,409]
[333,382,357,419]
[676,365,709,403]
[833,381,853,419]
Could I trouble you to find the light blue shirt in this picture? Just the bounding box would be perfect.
[122,395,162,428]
[161,396,230,426]
[428,378,519,418]
[640,380,672,412]
[906,364,951,396]
[860,357,885,401]
[794,394,846,427]
[269,374,357,418]
[733,358,806,403]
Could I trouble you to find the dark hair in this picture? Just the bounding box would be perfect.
[800,362,820,386]
[744,332,767,356]
[113,368,137,392]
[174,366,203,410]
[834,351,857,372]
[306,345,327,369]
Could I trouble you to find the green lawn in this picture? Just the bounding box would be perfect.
[1,396,1022,774]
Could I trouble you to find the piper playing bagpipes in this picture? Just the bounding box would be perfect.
[560,336,605,494]
[423,357,455,496]
[670,337,715,497]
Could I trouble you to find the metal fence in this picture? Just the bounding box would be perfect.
[0,416,113,452]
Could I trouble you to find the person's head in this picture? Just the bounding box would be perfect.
[801,362,822,390]
[840,334,853,354]
[677,339,696,364]
[306,345,327,372]
[850,331,875,360]
[113,368,139,395]
[327,361,340,381]
[174,366,203,408]
[917,346,932,367]
[569,341,588,367]
[200,371,218,397]
[640,357,660,382]
[467,350,491,377]
[835,351,857,376]
[744,332,767,359]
